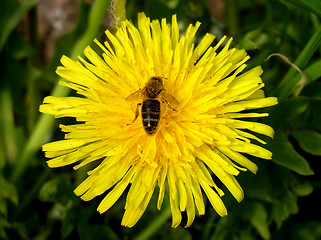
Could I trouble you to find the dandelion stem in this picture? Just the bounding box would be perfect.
[134,205,172,240]
[10,0,111,182]
[110,0,127,33]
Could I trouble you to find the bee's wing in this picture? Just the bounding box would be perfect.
[126,89,142,102]
[162,91,179,108]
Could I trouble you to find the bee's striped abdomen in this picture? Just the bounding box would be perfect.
[142,99,161,135]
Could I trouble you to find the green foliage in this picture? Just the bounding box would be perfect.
[283,0,321,17]
[0,0,41,51]
[292,130,321,155]
[0,0,321,239]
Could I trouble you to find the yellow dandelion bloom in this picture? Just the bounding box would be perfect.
[40,13,278,227]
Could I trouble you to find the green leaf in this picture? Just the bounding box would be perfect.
[244,28,262,40]
[61,209,77,239]
[0,200,7,218]
[291,130,321,156]
[268,165,291,199]
[249,203,270,240]
[292,181,314,197]
[209,217,233,240]
[237,29,270,50]
[265,98,309,129]
[271,190,298,228]
[77,207,120,240]
[269,132,314,175]
[283,191,298,215]
[283,0,321,17]
[265,97,321,133]
[289,98,321,130]
[239,162,273,203]
[38,178,73,202]
[238,39,258,50]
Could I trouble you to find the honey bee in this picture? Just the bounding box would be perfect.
[126,76,179,136]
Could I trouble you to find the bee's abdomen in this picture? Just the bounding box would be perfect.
[142,99,161,135]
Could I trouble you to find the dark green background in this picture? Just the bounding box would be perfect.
[1,0,321,239]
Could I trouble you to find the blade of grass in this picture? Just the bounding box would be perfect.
[0,88,17,163]
[274,24,321,100]
[290,58,321,90]
[283,0,321,17]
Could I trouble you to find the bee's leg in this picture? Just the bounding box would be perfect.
[163,99,177,111]
[128,103,141,125]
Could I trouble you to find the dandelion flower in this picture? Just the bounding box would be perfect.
[40,13,278,227]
